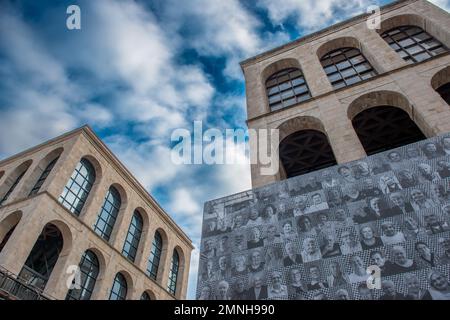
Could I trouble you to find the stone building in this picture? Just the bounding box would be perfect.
[241,0,450,188]
[197,0,450,300]
[0,125,193,300]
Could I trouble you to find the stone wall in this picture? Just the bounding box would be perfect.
[197,134,450,300]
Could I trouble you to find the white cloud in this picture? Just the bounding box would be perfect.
[430,0,450,11]
[258,0,379,32]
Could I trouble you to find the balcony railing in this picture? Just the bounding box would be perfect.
[0,265,52,300]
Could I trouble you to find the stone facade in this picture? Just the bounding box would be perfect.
[0,126,193,300]
[240,0,450,188]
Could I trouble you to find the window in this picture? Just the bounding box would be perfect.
[18,223,64,290]
[0,171,26,206]
[320,47,377,89]
[279,129,337,178]
[29,157,59,196]
[140,292,151,300]
[0,225,17,253]
[265,68,311,111]
[93,187,121,241]
[352,106,426,155]
[122,211,143,262]
[59,158,95,216]
[109,273,127,300]
[167,250,179,295]
[66,250,100,300]
[381,25,448,63]
[146,231,163,280]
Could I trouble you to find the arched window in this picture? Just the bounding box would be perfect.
[122,211,143,262]
[265,68,311,111]
[65,250,100,300]
[140,292,151,300]
[93,187,121,241]
[352,106,426,155]
[29,157,59,196]
[59,158,95,216]
[109,273,127,300]
[320,47,377,89]
[0,225,17,253]
[381,25,447,63]
[18,223,64,290]
[0,170,28,206]
[146,231,163,280]
[279,129,337,178]
[167,250,179,295]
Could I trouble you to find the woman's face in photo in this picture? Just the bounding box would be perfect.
[402,170,414,180]
[302,218,312,230]
[411,189,425,202]
[305,239,316,254]
[283,222,292,234]
[361,227,374,240]
[250,209,258,220]
[351,256,364,269]
[370,198,380,211]
[443,138,450,149]
[419,164,432,174]
[407,147,420,158]
[430,184,444,196]
[431,272,448,291]
[266,206,274,216]
[425,143,437,153]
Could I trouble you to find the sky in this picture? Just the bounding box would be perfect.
[0,0,449,300]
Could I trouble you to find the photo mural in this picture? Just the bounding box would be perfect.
[196,134,450,300]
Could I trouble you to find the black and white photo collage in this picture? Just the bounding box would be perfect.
[196,134,450,300]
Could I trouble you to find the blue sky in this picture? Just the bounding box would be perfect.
[1,0,449,300]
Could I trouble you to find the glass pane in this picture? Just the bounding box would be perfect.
[355,62,371,73]
[281,90,294,99]
[341,67,356,78]
[345,75,361,86]
[291,77,305,86]
[336,60,351,70]
[413,32,431,43]
[413,51,431,62]
[324,64,337,74]
[278,82,290,91]
[398,38,415,48]
[406,45,423,55]
[267,86,279,95]
[328,72,342,82]
[283,97,296,107]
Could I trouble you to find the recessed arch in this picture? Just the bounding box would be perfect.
[93,185,123,242]
[0,211,23,253]
[25,147,64,196]
[348,91,426,155]
[59,157,98,216]
[316,36,361,60]
[378,14,425,35]
[109,270,133,300]
[0,171,4,181]
[140,290,156,300]
[431,66,450,105]
[167,245,186,298]
[276,116,336,179]
[0,160,32,206]
[18,220,72,291]
[65,249,100,300]
[122,209,144,263]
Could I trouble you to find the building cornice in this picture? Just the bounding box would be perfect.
[240,0,416,69]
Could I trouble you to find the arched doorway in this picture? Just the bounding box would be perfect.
[279,129,337,178]
[352,106,426,155]
[18,223,64,290]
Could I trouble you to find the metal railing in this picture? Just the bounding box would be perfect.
[0,265,52,300]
